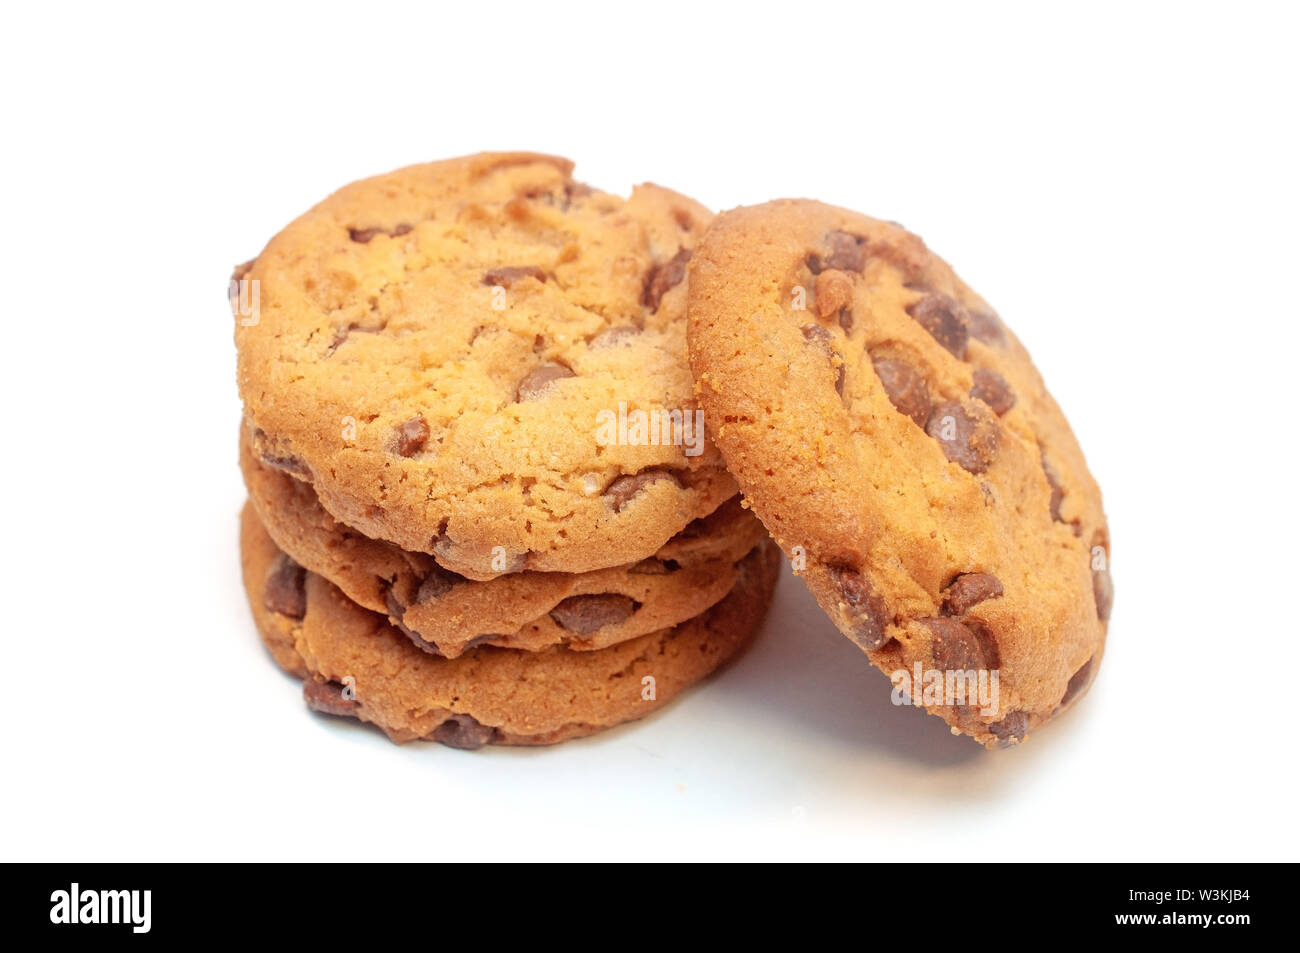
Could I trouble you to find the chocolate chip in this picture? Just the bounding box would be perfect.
[433,713,496,750]
[872,358,931,427]
[802,323,832,348]
[550,594,639,635]
[942,572,1004,616]
[966,309,1004,344]
[565,180,593,204]
[964,618,1002,669]
[258,450,312,479]
[907,293,969,359]
[926,401,998,473]
[920,617,998,671]
[828,564,889,650]
[385,589,445,658]
[263,554,307,619]
[807,231,866,274]
[970,368,1016,416]
[877,242,932,290]
[1043,455,1066,522]
[349,223,412,243]
[802,324,845,394]
[515,362,574,401]
[814,269,854,319]
[396,416,430,456]
[416,563,466,602]
[327,325,353,354]
[643,247,692,311]
[989,711,1028,747]
[604,469,680,512]
[1059,656,1095,708]
[482,265,546,288]
[526,181,593,210]
[302,678,358,717]
[328,320,385,354]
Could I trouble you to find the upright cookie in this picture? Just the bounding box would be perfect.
[688,200,1111,748]
[241,504,778,747]
[241,424,766,657]
[235,153,735,577]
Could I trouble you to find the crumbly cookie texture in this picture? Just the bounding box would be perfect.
[687,199,1111,748]
[241,504,778,747]
[235,152,735,577]
[241,425,766,658]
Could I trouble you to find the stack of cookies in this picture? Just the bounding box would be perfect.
[233,153,779,748]
[234,152,1113,751]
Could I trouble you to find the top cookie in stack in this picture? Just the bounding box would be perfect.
[235,152,736,578]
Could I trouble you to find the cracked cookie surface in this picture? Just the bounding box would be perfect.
[687,199,1111,748]
[235,152,735,577]
[241,425,766,657]
[241,504,777,747]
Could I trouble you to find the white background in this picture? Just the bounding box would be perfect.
[2,1,1297,861]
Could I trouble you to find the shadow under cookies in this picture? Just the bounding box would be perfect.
[705,561,1096,805]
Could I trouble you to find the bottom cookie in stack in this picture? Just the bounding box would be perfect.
[240,504,778,748]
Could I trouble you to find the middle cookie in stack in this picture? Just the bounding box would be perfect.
[243,430,766,657]
[234,152,775,746]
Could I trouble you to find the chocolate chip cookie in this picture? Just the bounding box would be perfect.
[241,504,778,747]
[235,153,735,578]
[241,424,767,657]
[688,199,1111,748]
